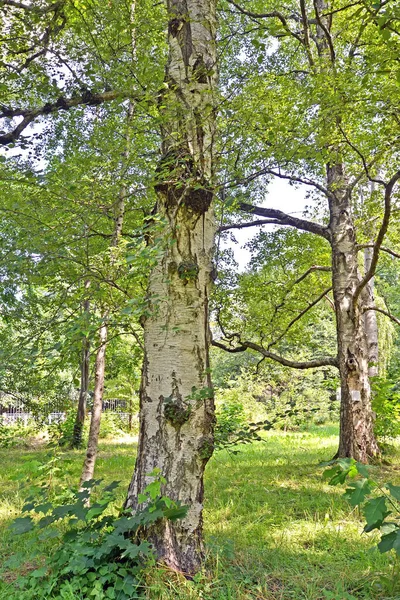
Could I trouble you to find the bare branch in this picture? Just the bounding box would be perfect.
[299,0,315,67]
[293,265,331,285]
[219,218,283,232]
[338,125,386,187]
[239,201,331,240]
[362,306,400,327]
[0,0,64,13]
[268,286,332,350]
[212,339,338,369]
[312,0,336,62]
[225,0,304,45]
[357,244,400,260]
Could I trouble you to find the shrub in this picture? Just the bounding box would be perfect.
[372,374,400,441]
[0,417,38,448]
[8,468,187,600]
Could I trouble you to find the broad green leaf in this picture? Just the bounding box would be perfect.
[10,516,34,535]
[344,479,371,506]
[386,483,400,502]
[363,497,389,531]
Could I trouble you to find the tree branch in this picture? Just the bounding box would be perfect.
[362,306,400,327]
[268,286,333,350]
[357,244,400,260]
[225,0,304,44]
[292,265,331,285]
[0,89,134,146]
[219,218,285,232]
[239,201,331,240]
[0,0,64,12]
[212,339,338,369]
[354,169,400,304]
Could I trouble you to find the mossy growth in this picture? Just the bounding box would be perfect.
[178,261,199,284]
[164,395,192,427]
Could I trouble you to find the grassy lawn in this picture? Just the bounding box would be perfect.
[0,426,399,599]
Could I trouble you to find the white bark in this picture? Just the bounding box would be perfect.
[328,165,379,461]
[363,245,379,377]
[125,0,217,574]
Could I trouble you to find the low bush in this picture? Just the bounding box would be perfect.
[7,466,187,600]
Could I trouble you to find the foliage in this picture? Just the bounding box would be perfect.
[213,365,339,452]
[323,459,400,565]
[48,409,88,448]
[8,467,187,600]
[372,373,400,441]
[0,417,38,449]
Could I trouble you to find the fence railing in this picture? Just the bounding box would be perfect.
[0,398,134,426]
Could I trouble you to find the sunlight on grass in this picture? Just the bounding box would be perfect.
[1,428,400,599]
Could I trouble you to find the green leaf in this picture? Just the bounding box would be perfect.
[163,504,189,521]
[34,502,54,514]
[345,479,371,506]
[103,481,121,493]
[86,505,107,521]
[10,516,34,535]
[30,567,48,578]
[378,530,397,554]
[386,483,400,502]
[363,496,389,531]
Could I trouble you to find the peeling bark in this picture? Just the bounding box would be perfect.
[327,165,379,461]
[125,0,217,575]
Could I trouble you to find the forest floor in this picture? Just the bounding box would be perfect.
[0,425,400,599]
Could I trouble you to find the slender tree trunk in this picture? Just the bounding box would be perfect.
[125,0,217,575]
[72,288,91,448]
[363,245,379,377]
[328,165,379,461]
[312,0,379,461]
[80,321,107,487]
[79,98,135,484]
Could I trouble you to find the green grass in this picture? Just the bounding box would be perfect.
[0,427,400,599]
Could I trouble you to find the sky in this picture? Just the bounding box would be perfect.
[221,178,308,271]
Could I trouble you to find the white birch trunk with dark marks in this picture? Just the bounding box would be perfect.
[363,246,379,377]
[80,321,107,487]
[125,0,217,575]
[73,288,91,449]
[327,165,379,461]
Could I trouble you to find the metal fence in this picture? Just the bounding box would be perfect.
[0,394,133,426]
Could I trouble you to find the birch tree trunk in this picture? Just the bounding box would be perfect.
[73,289,90,449]
[311,0,379,461]
[80,321,107,487]
[79,102,134,487]
[363,245,379,377]
[125,0,217,574]
[327,165,379,461]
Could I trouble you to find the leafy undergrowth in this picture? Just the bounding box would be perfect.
[0,427,400,599]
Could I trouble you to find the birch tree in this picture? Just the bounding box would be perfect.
[217,0,400,461]
[124,0,218,573]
